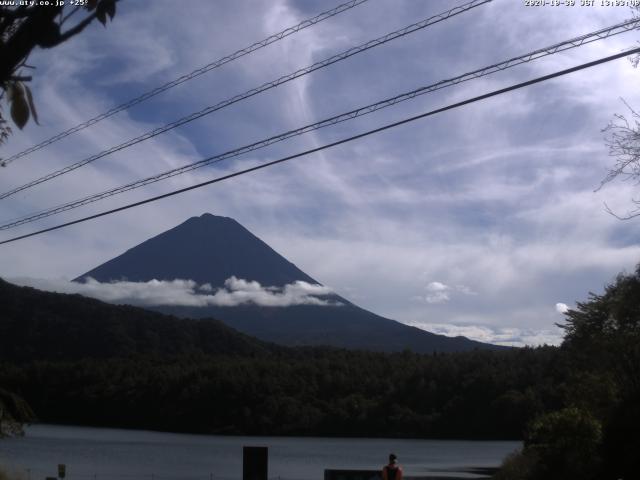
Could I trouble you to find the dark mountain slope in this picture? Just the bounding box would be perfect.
[158,303,488,353]
[0,278,274,362]
[0,282,555,440]
[75,213,505,353]
[75,213,316,287]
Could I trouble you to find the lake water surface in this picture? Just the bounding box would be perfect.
[0,425,520,480]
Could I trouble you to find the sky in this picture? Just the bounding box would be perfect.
[1,0,640,347]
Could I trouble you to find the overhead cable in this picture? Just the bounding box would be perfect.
[0,0,371,166]
[1,46,637,246]
[2,17,639,230]
[0,0,492,199]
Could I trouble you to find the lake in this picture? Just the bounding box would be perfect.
[0,425,520,480]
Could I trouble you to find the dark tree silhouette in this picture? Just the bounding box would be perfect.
[0,0,117,143]
[0,387,35,437]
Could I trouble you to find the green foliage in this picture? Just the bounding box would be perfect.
[0,278,568,438]
[492,450,539,480]
[562,266,640,342]
[494,265,640,480]
[0,348,565,438]
[3,80,37,130]
[0,279,274,361]
[2,263,639,480]
[493,406,605,480]
[525,407,602,480]
[0,1,117,144]
[561,266,640,402]
[600,396,640,480]
[0,388,35,423]
[0,388,35,437]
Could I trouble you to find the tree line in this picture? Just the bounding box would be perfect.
[0,268,638,478]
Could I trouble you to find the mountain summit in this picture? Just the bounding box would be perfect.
[77,213,317,287]
[76,213,503,353]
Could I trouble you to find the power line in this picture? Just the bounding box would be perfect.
[0,0,492,200]
[1,46,637,246]
[0,0,371,166]
[2,17,639,230]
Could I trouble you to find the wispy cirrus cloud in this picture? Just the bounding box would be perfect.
[0,0,638,350]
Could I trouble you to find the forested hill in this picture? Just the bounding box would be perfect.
[0,277,561,439]
[2,268,638,479]
[2,269,636,479]
[0,278,275,361]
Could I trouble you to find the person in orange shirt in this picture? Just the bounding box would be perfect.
[382,454,403,480]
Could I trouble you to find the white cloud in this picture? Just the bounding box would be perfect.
[408,321,564,347]
[8,277,338,308]
[425,281,450,304]
[426,281,448,292]
[1,0,638,345]
[425,292,449,304]
[418,281,477,304]
[555,302,569,314]
[210,276,337,307]
[455,284,477,296]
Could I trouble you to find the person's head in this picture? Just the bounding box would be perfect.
[389,454,397,464]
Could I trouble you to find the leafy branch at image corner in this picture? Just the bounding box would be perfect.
[0,0,117,160]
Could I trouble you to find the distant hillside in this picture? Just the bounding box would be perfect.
[0,278,560,439]
[157,303,499,353]
[75,213,505,353]
[0,278,274,362]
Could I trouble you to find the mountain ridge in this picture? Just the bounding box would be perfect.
[75,213,505,353]
[0,277,552,440]
[0,278,275,362]
[75,213,318,287]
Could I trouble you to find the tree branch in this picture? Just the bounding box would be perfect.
[56,11,98,44]
[60,6,82,26]
[0,6,61,82]
[603,201,640,220]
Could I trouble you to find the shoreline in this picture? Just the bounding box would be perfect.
[3,424,513,480]
[21,421,522,443]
